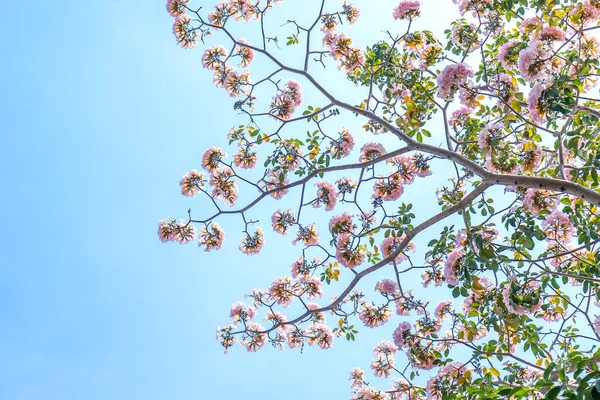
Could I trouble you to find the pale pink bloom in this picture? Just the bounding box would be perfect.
[229,301,257,322]
[518,41,549,82]
[449,107,471,129]
[375,279,399,296]
[287,327,304,349]
[349,368,365,391]
[293,224,319,246]
[343,3,360,24]
[443,248,464,285]
[299,276,324,300]
[201,147,227,172]
[359,143,386,162]
[313,181,338,211]
[380,236,416,264]
[157,218,177,243]
[290,257,316,278]
[371,341,398,377]
[584,0,600,20]
[539,304,566,322]
[239,228,265,255]
[225,70,251,98]
[210,167,238,206]
[537,26,565,42]
[271,209,296,235]
[284,80,303,107]
[329,129,354,159]
[411,153,432,177]
[198,223,225,251]
[478,122,504,149]
[264,310,289,331]
[421,269,444,287]
[235,39,254,67]
[542,209,574,240]
[393,322,412,349]
[172,15,198,49]
[359,303,392,328]
[497,40,519,69]
[277,139,303,171]
[437,63,474,100]
[373,175,404,201]
[202,46,228,70]
[523,189,555,215]
[520,16,542,33]
[270,92,295,120]
[240,322,267,352]
[434,300,453,320]
[393,0,421,20]
[305,323,334,349]
[527,82,548,124]
[233,148,258,169]
[329,212,355,236]
[268,276,297,307]
[336,233,366,268]
[166,0,188,17]
[387,155,417,184]
[179,169,205,197]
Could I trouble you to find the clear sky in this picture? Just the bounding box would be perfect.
[0,1,463,399]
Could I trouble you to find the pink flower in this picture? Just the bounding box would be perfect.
[502,280,542,315]
[436,63,474,100]
[329,129,354,159]
[527,82,548,124]
[478,122,504,149]
[210,167,238,206]
[537,26,565,42]
[269,276,297,307]
[293,224,319,246]
[393,0,421,20]
[375,279,399,295]
[299,276,324,300]
[359,303,392,328]
[434,300,453,320]
[542,209,574,241]
[329,212,355,236]
[271,209,296,235]
[313,181,338,211]
[166,0,188,17]
[229,301,256,322]
[198,223,225,251]
[264,171,290,200]
[497,40,520,69]
[202,147,227,172]
[179,169,205,197]
[518,41,549,82]
[393,322,412,349]
[380,236,416,264]
[233,148,258,169]
[523,189,554,215]
[235,39,254,67]
[443,248,464,285]
[284,80,303,107]
[240,228,265,255]
[240,322,267,352]
[373,175,404,201]
[336,233,366,268]
[202,46,228,70]
[359,143,386,162]
[305,323,334,349]
[449,107,471,129]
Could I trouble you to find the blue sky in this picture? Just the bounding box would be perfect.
[0,1,466,399]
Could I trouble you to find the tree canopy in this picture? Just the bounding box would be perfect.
[160,0,600,398]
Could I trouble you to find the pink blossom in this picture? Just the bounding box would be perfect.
[443,248,464,285]
[298,276,324,300]
[375,279,399,295]
[198,223,225,251]
[240,322,267,352]
[336,233,366,268]
[202,147,227,172]
[293,224,319,246]
[380,236,416,264]
[239,228,265,255]
[313,181,338,211]
[305,323,334,349]
[392,322,412,349]
[359,302,392,328]
[518,41,549,82]
[202,46,228,70]
[436,63,474,100]
[434,300,453,320]
[449,107,471,129]
[229,301,256,322]
[393,1,421,20]
[329,212,355,236]
[329,129,355,159]
[268,276,297,307]
[359,143,386,162]
[527,82,547,124]
[271,209,296,235]
[542,209,574,240]
[497,40,519,69]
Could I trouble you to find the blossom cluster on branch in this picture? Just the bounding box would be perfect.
[161,0,600,398]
